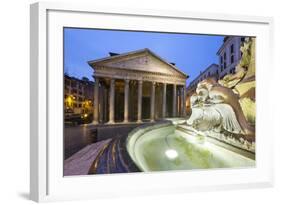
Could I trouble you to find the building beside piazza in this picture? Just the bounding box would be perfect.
[187,36,245,94]
[217,36,245,78]
[187,63,219,94]
[88,48,189,124]
[64,74,94,115]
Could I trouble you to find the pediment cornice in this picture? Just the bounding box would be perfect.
[88,48,189,79]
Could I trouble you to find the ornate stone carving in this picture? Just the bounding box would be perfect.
[186,37,256,152]
[218,38,255,88]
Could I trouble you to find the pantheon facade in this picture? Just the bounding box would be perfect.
[88,48,189,124]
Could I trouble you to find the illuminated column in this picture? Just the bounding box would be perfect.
[173,84,177,117]
[162,83,166,118]
[137,80,143,123]
[93,77,99,124]
[104,87,108,122]
[179,87,183,117]
[150,82,156,122]
[183,83,187,117]
[99,84,104,122]
[123,79,129,123]
[108,78,115,124]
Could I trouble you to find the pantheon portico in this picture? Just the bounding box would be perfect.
[88,48,189,124]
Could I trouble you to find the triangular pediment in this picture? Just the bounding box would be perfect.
[88,49,187,78]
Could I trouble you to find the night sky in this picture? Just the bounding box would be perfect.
[64,28,224,85]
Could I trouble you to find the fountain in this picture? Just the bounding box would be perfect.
[125,37,256,172]
[184,37,256,152]
[88,38,256,174]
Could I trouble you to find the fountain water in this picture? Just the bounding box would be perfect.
[126,37,256,172]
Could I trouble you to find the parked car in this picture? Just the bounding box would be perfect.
[64,113,83,126]
[80,112,93,124]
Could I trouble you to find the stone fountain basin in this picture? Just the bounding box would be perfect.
[126,121,255,172]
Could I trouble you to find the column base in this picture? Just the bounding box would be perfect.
[136,120,143,123]
[123,120,129,124]
[92,121,99,125]
[150,119,155,122]
[107,120,115,124]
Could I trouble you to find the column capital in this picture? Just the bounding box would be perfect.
[124,79,130,83]
[138,80,143,85]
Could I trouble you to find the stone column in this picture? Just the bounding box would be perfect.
[179,87,183,117]
[150,82,156,122]
[108,78,115,124]
[183,83,187,117]
[99,84,104,122]
[162,83,166,118]
[137,80,143,123]
[93,77,99,124]
[104,87,108,122]
[123,79,129,123]
[173,84,177,117]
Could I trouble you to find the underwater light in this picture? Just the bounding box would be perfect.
[165,149,178,159]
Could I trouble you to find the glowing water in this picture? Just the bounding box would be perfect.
[127,124,255,172]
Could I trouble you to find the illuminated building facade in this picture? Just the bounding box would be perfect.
[64,74,94,115]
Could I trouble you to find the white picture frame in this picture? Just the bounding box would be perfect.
[30,2,274,202]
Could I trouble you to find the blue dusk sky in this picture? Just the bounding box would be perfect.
[64,28,225,85]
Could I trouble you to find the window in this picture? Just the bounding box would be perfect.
[229,67,235,74]
[231,55,234,64]
[220,55,224,71]
[230,44,234,53]
[223,52,227,68]
[71,81,77,87]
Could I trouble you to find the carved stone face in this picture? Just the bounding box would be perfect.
[196,86,209,103]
